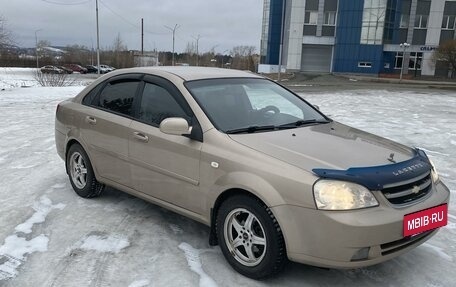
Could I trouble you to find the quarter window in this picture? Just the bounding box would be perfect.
[138,83,189,126]
[98,81,139,116]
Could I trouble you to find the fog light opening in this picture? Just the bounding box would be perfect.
[351,247,370,261]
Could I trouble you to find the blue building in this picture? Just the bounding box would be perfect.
[259,0,456,77]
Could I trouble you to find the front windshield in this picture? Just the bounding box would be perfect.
[186,78,328,133]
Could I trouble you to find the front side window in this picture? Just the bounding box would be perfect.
[97,81,139,116]
[138,83,190,126]
[186,78,327,133]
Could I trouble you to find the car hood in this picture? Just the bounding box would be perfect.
[229,121,415,172]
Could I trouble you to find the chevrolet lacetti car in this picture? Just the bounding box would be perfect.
[55,67,450,279]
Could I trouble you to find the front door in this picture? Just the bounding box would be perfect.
[128,77,203,214]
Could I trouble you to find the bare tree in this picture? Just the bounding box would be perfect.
[110,33,131,68]
[185,41,196,64]
[230,45,256,71]
[434,40,456,78]
[0,16,12,49]
[34,70,74,87]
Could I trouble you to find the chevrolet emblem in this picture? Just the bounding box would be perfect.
[411,185,420,194]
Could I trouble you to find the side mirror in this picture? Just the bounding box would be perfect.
[313,105,320,110]
[159,117,192,136]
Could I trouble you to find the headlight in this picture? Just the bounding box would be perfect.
[429,158,439,183]
[313,180,379,210]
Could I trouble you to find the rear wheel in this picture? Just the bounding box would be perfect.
[67,144,104,198]
[216,195,287,279]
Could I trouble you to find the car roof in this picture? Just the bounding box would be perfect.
[113,66,263,81]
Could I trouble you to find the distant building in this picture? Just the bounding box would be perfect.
[260,0,456,77]
[134,51,159,67]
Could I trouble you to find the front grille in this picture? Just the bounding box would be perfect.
[381,171,432,205]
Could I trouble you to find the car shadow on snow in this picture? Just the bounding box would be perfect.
[82,187,452,286]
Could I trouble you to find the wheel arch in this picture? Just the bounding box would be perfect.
[208,187,284,247]
[64,138,97,179]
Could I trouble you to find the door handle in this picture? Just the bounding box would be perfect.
[133,131,149,142]
[86,116,97,125]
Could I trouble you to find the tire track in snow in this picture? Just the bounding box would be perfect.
[422,243,453,262]
[0,196,65,281]
[178,242,217,287]
[45,214,133,287]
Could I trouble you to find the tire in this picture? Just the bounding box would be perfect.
[216,195,287,279]
[66,143,104,198]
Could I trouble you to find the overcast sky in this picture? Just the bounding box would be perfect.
[2,0,264,53]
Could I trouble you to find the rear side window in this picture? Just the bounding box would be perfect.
[138,83,190,126]
[97,81,139,116]
[82,83,103,106]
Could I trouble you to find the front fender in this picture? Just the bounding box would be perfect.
[205,171,287,219]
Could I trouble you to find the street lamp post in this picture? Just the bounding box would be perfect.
[191,34,201,66]
[95,0,101,75]
[277,0,286,81]
[399,42,410,82]
[35,29,42,69]
[165,24,180,66]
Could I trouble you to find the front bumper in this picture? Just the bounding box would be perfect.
[271,181,450,268]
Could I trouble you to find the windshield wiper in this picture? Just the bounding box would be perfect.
[278,119,330,129]
[226,125,277,134]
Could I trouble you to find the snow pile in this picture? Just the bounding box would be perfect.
[79,235,130,253]
[0,196,66,280]
[15,196,66,234]
[178,242,218,287]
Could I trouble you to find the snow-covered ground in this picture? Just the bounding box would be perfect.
[0,70,455,287]
[0,67,96,89]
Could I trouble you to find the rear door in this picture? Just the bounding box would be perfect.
[79,74,142,187]
[128,75,204,214]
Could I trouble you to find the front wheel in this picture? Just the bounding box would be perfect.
[216,195,287,279]
[66,143,104,198]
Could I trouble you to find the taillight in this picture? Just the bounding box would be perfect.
[56,104,60,114]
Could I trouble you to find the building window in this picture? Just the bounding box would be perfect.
[442,15,456,30]
[409,52,422,70]
[394,52,403,69]
[414,15,428,29]
[324,11,336,26]
[358,62,372,68]
[305,11,318,25]
[360,0,387,45]
[400,14,409,28]
[394,52,422,70]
